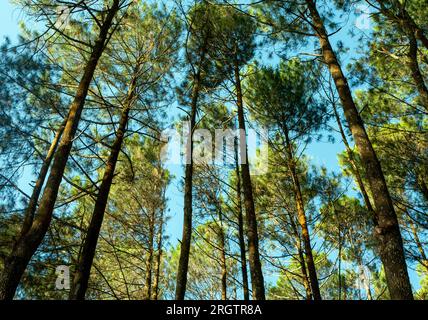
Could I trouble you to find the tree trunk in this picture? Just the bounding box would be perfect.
[152,207,164,300]
[175,52,205,300]
[143,210,155,300]
[297,243,313,300]
[0,1,120,300]
[332,102,377,222]
[218,206,228,300]
[234,57,265,300]
[306,0,413,300]
[284,128,321,300]
[234,140,250,300]
[20,118,67,238]
[69,75,135,300]
[407,30,428,112]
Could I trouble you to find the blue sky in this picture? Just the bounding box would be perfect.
[0,0,422,294]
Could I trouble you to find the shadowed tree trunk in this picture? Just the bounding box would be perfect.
[69,73,136,300]
[217,206,227,300]
[0,1,121,300]
[332,102,376,220]
[407,30,428,112]
[175,38,208,299]
[143,209,156,300]
[283,127,321,300]
[306,0,413,300]
[20,118,67,238]
[152,206,164,300]
[233,56,265,300]
[234,139,250,300]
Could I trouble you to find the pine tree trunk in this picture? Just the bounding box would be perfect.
[152,207,164,300]
[407,30,428,112]
[234,141,250,300]
[20,118,67,238]
[306,0,413,300]
[143,210,155,300]
[0,1,120,300]
[284,128,321,300]
[234,58,265,300]
[218,206,227,300]
[332,103,376,221]
[69,75,135,300]
[175,57,204,300]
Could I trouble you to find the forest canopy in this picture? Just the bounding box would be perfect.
[0,0,427,301]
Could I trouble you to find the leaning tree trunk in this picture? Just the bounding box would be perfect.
[69,77,136,300]
[20,118,67,238]
[234,140,250,300]
[234,57,265,300]
[284,129,321,300]
[407,30,428,112]
[0,1,120,300]
[306,0,413,300]
[332,102,376,221]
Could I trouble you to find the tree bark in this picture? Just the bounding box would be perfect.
[407,30,428,112]
[234,140,250,300]
[218,206,228,300]
[152,206,164,300]
[175,47,205,300]
[0,1,120,300]
[332,102,377,222]
[69,73,135,300]
[283,128,321,300]
[20,118,67,238]
[306,0,413,300]
[143,209,155,300]
[234,57,265,300]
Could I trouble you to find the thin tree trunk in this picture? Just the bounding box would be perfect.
[218,206,227,300]
[306,0,413,300]
[175,45,206,299]
[407,30,428,112]
[20,118,67,238]
[69,74,136,300]
[297,243,312,300]
[234,57,265,300]
[332,103,376,221]
[408,217,428,272]
[284,128,321,300]
[234,140,250,300]
[152,206,164,300]
[143,209,155,300]
[0,1,120,300]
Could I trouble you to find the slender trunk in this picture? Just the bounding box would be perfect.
[143,210,155,300]
[284,128,321,300]
[152,207,164,300]
[69,76,135,300]
[407,30,428,112]
[408,217,428,272]
[374,1,428,50]
[332,103,376,221]
[297,242,312,300]
[234,140,250,300]
[175,47,205,300]
[234,57,265,300]
[218,206,227,300]
[20,118,67,237]
[306,0,413,300]
[0,2,120,300]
